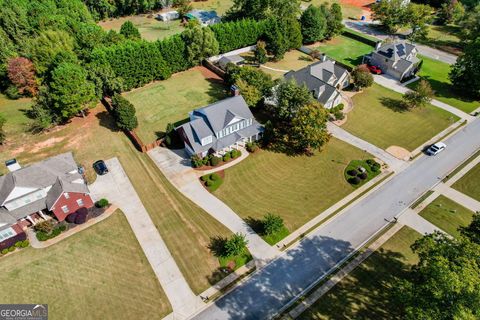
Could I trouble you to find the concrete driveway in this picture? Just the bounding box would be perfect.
[89,158,201,319]
[147,148,280,265]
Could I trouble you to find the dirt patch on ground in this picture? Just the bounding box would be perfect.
[192,66,224,82]
[340,0,375,19]
[386,146,412,161]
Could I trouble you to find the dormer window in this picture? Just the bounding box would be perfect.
[201,135,213,146]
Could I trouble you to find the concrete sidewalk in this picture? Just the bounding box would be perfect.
[147,147,280,265]
[398,208,447,235]
[436,184,480,212]
[89,158,200,319]
[327,122,407,170]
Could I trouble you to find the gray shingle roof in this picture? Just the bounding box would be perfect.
[177,95,262,155]
[284,60,347,105]
[377,41,416,61]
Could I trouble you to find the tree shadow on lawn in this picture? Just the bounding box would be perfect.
[300,248,412,320]
[415,76,477,104]
[206,81,229,104]
[379,97,408,113]
[244,216,265,235]
[95,110,119,132]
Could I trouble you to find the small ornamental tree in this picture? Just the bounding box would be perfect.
[224,233,248,257]
[300,5,327,44]
[120,21,141,39]
[254,40,268,64]
[403,79,434,109]
[7,57,38,96]
[111,94,138,131]
[352,64,373,90]
[262,213,284,235]
[290,102,330,154]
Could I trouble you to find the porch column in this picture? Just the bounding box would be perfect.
[26,215,35,225]
[38,210,48,220]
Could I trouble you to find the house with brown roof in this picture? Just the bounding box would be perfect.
[0,152,94,249]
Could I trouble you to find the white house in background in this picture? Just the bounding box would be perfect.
[176,95,263,158]
[185,10,221,26]
[283,56,350,109]
[364,41,420,81]
[157,11,179,21]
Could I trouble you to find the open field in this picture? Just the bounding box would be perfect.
[124,68,228,143]
[419,195,474,238]
[299,226,421,320]
[342,83,458,151]
[407,55,479,113]
[251,50,317,79]
[419,25,463,56]
[215,138,375,232]
[310,0,364,20]
[452,162,480,202]
[0,99,233,294]
[0,211,172,319]
[99,15,184,41]
[312,34,373,68]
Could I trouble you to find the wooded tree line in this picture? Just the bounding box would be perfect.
[83,0,166,20]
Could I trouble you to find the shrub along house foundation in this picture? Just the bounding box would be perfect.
[176,95,263,158]
[0,153,94,250]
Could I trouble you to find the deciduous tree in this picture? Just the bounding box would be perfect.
[290,102,330,154]
[224,233,248,257]
[254,40,268,64]
[300,5,327,44]
[403,79,434,109]
[49,62,96,120]
[182,26,219,65]
[450,39,480,99]
[7,57,38,96]
[352,64,373,90]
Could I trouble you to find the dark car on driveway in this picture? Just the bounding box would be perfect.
[93,160,109,175]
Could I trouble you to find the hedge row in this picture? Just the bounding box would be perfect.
[210,19,268,53]
[342,28,379,47]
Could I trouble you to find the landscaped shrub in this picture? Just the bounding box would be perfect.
[246,142,259,153]
[14,241,22,248]
[349,176,361,185]
[334,111,344,120]
[210,156,222,167]
[210,173,221,181]
[358,172,368,180]
[366,159,375,166]
[201,175,209,182]
[202,157,210,166]
[231,149,241,159]
[8,246,14,252]
[347,169,358,176]
[1,249,8,255]
[371,163,381,172]
[66,212,78,223]
[206,180,215,187]
[191,155,203,168]
[75,209,88,225]
[223,153,231,162]
[95,198,109,208]
[34,220,55,234]
[36,231,49,241]
[20,240,29,248]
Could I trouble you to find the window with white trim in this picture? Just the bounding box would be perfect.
[0,228,15,241]
[64,192,70,199]
[76,199,84,207]
[61,205,69,214]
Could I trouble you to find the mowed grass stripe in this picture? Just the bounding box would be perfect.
[215,138,373,232]
[0,211,171,319]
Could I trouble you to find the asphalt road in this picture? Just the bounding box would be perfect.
[193,118,480,320]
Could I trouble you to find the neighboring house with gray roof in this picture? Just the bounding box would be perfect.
[176,95,263,158]
[218,55,245,70]
[185,10,221,26]
[0,153,94,250]
[283,57,350,109]
[364,41,420,81]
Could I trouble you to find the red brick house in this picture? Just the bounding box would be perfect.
[0,153,94,250]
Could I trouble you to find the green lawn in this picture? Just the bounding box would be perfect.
[250,50,317,79]
[418,25,463,56]
[0,100,235,294]
[407,55,479,113]
[299,226,421,320]
[344,159,381,188]
[98,15,185,41]
[124,68,228,143]
[452,162,480,202]
[419,195,474,238]
[0,211,172,319]
[309,0,363,20]
[342,83,459,151]
[0,94,32,141]
[313,35,374,68]
[215,138,376,233]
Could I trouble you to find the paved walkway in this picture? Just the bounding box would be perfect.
[89,158,200,319]
[444,154,480,186]
[398,208,446,235]
[373,74,475,121]
[327,122,407,170]
[344,20,458,65]
[147,147,280,265]
[436,184,480,212]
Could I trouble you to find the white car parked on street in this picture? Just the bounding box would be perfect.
[426,142,447,156]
